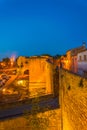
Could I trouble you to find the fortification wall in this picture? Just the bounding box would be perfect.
[17,56,54,95]
[59,69,87,130]
[29,58,46,82]
[29,57,54,94]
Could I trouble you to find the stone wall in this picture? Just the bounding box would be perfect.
[17,56,54,95]
[59,69,87,130]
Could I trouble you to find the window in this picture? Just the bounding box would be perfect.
[79,56,82,61]
[25,61,28,64]
[84,55,86,61]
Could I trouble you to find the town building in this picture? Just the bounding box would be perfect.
[65,43,86,73]
[77,49,87,76]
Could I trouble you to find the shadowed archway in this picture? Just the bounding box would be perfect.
[24,69,29,75]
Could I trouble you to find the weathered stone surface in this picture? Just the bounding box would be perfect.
[59,69,87,130]
[0,109,61,130]
[17,56,54,95]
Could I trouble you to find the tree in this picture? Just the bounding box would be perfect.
[2,57,10,62]
[2,57,10,67]
[53,54,61,59]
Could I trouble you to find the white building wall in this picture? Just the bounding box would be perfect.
[77,50,87,74]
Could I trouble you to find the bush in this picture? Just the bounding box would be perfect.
[79,79,83,88]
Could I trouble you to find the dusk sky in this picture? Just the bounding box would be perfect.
[0,0,87,59]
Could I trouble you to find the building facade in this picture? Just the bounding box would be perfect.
[65,43,86,73]
[77,49,87,76]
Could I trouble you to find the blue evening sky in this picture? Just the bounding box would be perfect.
[0,0,87,59]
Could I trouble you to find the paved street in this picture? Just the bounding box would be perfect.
[0,96,59,120]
